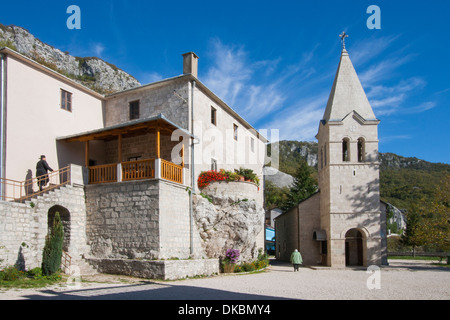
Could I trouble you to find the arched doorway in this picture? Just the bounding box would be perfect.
[48,205,71,252]
[345,229,363,266]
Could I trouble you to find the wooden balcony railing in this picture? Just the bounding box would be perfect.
[161,159,183,184]
[88,163,117,184]
[122,159,155,181]
[88,158,182,185]
[0,166,71,202]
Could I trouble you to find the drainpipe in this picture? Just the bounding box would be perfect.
[189,79,196,256]
[0,53,6,198]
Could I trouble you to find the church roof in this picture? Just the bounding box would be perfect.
[322,49,377,122]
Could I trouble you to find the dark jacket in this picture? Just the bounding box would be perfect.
[36,160,53,177]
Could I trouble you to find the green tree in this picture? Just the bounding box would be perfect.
[401,203,427,256]
[264,181,290,211]
[41,212,64,276]
[280,160,317,212]
[421,174,450,252]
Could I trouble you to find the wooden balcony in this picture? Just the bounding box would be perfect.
[58,114,191,187]
[88,158,184,185]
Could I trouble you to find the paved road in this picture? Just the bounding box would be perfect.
[1,260,449,300]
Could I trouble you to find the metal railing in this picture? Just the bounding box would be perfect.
[0,166,71,202]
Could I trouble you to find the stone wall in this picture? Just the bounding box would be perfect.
[0,184,88,271]
[84,178,200,260]
[86,257,219,280]
[85,179,161,260]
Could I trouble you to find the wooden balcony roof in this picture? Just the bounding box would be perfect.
[57,113,196,142]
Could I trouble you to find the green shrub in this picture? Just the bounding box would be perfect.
[27,267,43,279]
[0,266,26,281]
[41,212,64,276]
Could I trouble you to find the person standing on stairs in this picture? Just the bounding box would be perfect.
[36,155,54,191]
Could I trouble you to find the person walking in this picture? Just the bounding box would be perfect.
[36,155,54,191]
[290,249,303,272]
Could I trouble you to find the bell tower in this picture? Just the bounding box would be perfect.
[316,33,383,267]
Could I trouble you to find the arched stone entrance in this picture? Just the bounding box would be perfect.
[345,228,364,266]
[48,205,71,252]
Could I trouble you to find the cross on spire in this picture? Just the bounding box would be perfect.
[339,31,348,50]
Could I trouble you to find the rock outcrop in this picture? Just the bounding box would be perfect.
[192,181,265,263]
[0,24,140,94]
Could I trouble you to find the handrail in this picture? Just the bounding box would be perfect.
[161,159,183,184]
[87,158,182,185]
[122,158,155,181]
[0,166,71,202]
[88,163,117,184]
[61,250,72,274]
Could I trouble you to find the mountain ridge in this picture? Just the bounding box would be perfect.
[267,140,449,210]
[0,23,141,94]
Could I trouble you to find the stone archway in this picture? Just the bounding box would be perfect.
[47,205,71,252]
[345,228,364,266]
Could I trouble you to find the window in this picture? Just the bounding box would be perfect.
[211,158,218,171]
[129,100,140,120]
[211,107,217,126]
[357,138,365,162]
[251,137,255,152]
[342,138,350,162]
[128,156,142,162]
[61,89,72,112]
[233,124,238,141]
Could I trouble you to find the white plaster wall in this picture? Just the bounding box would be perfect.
[5,55,104,184]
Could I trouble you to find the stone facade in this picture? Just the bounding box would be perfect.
[86,257,219,280]
[275,48,387,268]
[0,183,88,271]
[85,178,204,261]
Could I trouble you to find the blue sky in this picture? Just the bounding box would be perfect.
[1,0,449,164]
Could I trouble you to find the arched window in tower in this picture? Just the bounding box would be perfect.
[357,137,365,162]
[342,138,350,162]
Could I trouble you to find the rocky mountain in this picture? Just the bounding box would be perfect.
[0,24,140,94]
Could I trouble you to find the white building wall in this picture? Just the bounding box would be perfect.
[4,55,104,184]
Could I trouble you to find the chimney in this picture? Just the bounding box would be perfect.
[182,52,199,78]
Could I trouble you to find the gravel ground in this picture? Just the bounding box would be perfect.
[0,259,449,300]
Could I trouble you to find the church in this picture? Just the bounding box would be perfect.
[275,35,388,268]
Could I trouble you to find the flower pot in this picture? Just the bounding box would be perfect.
[223,263,236,273]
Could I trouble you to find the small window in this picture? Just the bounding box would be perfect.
[61,89,72,112]
[129,100,140,120]
[211,158,218,171]
[357,138,365,162]
[342,138,350,162]
[251,137,255,152]
[233,124,238,141]
[128,156,142,162]
[211,107,217,126]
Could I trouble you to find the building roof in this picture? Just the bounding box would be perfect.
[106,74,268,143]
[322,49,378,123]
[0,46,267,144]
[57,113,197,142]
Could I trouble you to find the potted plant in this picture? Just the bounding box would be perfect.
[222,249,240,273]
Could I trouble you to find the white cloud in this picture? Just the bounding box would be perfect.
[138,71,163,84]
[92,43,105,57]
